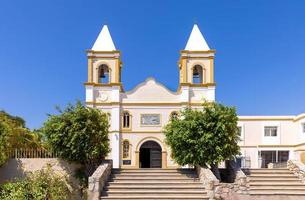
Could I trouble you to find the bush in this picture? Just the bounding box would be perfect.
[0,167,71,200]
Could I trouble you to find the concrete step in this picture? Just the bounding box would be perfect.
[107,182,203,186]
[110,176,200,180]
[249,174,296,177]
[111,174,198,178]
[103,190,207,197]
[250,189,305,195]
[112,169,195,173]
[250,182,305,186]
[101,196,209,199]
[108,179,201,183]
[111,173,197,177]
[249,171,293,175]
[249,177,300,182]
[251,185,305,190]
[104,186,205,192]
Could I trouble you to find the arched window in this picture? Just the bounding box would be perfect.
[170,111,179,120]
[123,140,130,159]
[98,64,110,83]
[123,111,131,129]
[192,65,203,84]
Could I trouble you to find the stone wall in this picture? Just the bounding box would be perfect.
[288,159,305,183]
[214,170,249,199]
[88,160,112,200]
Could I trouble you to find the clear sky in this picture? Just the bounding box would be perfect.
[0,0,305,129]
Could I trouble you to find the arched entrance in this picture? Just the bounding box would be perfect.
[139,141,162,168]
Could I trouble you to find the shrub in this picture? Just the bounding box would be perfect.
[0,167,71,200]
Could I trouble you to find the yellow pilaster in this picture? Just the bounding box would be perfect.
[162,151,167,169]
[209,57,214,83]
[115,58,120,83]
[181,58,187,83]
[135,151,139,168]
[88,58,93,82]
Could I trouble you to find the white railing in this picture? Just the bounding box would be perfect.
[8,148,58,158]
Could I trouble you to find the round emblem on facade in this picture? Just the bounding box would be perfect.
[97,92,108,102]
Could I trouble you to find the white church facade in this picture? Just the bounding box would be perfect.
[85,24,305,169]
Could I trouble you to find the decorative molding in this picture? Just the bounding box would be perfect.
[86,101,205,107]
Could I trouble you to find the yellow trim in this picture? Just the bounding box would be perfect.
[86,49,121,54]
[121,139,131,161]
[121,111,132,131]
[140,113,162,127]
[121,130,162,133]
[181,58,187,83]
[136,137,167,152]
[180,50,216,54]
[86,101,205,106]
[135,137,167,168]
[84,82,123,86]
[96,64,111,84]
[238,117,294,121]
[257,144,296,148]
[210,57,214,83]
[88,58,93,82]
[294,114,305,122]
[115,58,120,83]
[179,83,216,88]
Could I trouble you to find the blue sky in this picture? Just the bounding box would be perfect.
[0,0,305,129]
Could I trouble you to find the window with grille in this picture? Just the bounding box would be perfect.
[264,126,278,137]
[123,140,130,159]
[123,111,130,129]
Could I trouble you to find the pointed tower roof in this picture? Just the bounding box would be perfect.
[92,25,116,51]
[185,24,210,51]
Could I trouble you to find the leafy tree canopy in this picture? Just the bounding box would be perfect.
[41,101,110,175]
[164,102,240,168]
[0,111,42,166]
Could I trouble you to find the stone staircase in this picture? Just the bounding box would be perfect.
[248,168,305,195]
[100,168,209,200]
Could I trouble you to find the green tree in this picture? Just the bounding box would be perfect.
[41,101,110,176]
[0,111,42,166]
[0,120,9,166]
[164,102,240,177]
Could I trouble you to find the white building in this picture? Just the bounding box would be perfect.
[85,24,305,169]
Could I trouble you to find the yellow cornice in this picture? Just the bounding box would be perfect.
[86,49,121,54]
[177,83,216,91]
[84,82,123,87]
[294,114,305,122]
[257,144,296,148]
[238,117,294,121]
[86,101,204,107]
[84,82,124,92]
[120,130,162,133]
[180,50,216,54]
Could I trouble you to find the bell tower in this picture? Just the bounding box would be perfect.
[85,25,122,168]
[178,24,216,102]
[86,25,122,86]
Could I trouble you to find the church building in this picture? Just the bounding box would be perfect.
[85,24,305,169]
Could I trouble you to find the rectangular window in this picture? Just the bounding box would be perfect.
[264,126,277,137]
[302,123,305,133]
